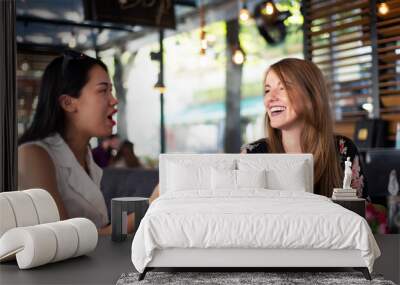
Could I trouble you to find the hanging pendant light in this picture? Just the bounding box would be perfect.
[239,0,250,21]
[200,29,207,55]
[154,75,166,94]
[199,1,207,55]
[378,2,389,15]
[263,1,275,16]
[232,48,245,65]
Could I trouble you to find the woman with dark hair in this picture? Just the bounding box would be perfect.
[18,51,129,234]
[241,58,367,198]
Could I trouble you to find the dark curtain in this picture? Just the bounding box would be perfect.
[0,0,17,192]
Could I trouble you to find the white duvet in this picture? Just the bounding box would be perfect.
[131,190,380,273]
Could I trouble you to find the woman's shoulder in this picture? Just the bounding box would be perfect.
[241,138,269,153]
[18,143,55,169]
[19,142,51,160]
[20,133,62,150]
[19,133,68,171]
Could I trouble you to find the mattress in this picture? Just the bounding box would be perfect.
[131,190,380,273]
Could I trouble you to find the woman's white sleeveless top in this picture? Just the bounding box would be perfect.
[25,133,109,228]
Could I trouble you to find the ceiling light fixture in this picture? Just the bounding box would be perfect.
[232,48,245,65]
[200,29,208,54]
[239,0,250,21]
[263,2,274,16]
[199,0,207,55]
[378,2,389,15]
[154,75,166,94]
[254,0,291,46]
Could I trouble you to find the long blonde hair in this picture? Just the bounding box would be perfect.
[265,58,342,196]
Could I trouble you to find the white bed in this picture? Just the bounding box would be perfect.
[131,154,380,280]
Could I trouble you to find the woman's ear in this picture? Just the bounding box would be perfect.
[58,95,77,113]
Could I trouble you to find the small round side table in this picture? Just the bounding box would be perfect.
[111,197,149,242]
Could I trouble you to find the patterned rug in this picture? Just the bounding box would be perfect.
[116,271,396,285]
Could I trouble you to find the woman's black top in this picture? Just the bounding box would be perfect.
[241,135,368,198]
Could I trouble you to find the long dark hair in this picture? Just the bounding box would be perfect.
[18,51,108,145]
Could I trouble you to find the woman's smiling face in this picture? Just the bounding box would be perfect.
[264,70,302,131]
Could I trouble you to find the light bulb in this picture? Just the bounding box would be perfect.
[239,8,250,21]
[378,3,389,15]
[200,29,207,55]
[232,49,245,65]
[155,85,166,94]
[263,2,274,15]
[154,82,166,94]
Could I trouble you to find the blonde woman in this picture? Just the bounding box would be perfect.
[242,58,366,198]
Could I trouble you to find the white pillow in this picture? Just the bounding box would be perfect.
[238,158,309,192]
[266,162,307,191]
[166,159,235,192]
[167,162,210,191]
[211,169,268,191]
[211,168,236,190]
[236,169,267,189]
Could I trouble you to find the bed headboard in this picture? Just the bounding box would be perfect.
[159,154,314,194]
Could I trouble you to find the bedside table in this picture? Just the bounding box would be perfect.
[332,198,366,218]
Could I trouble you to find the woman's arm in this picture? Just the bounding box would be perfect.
[18,144,68,219]
[149,184,160,203]
[18,144,135,235]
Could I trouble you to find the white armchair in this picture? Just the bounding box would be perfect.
[0,189,98,269]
